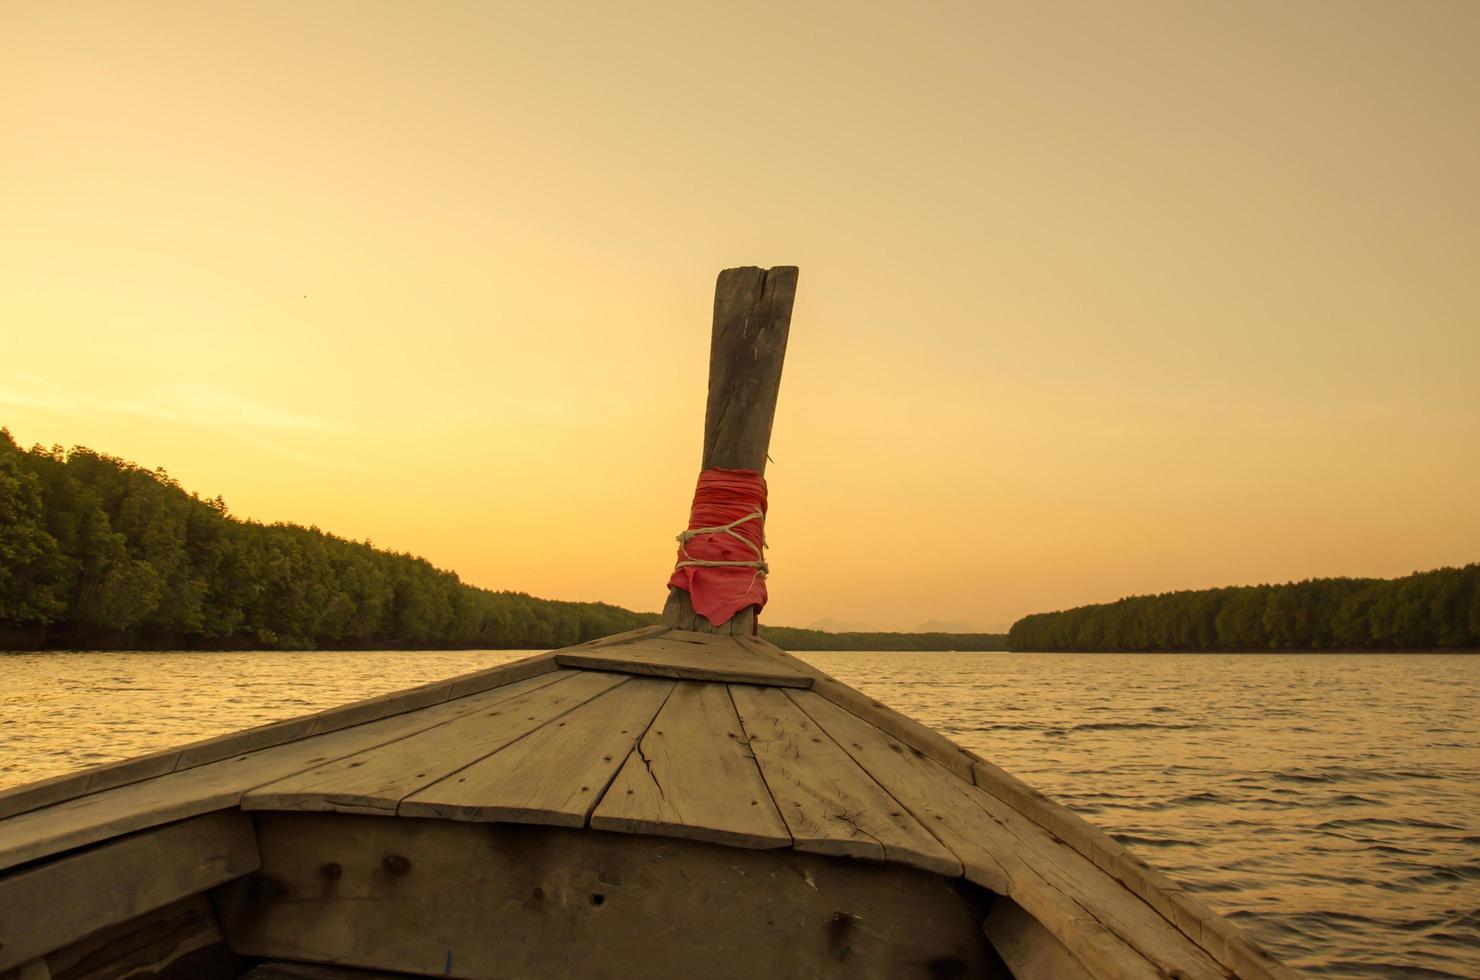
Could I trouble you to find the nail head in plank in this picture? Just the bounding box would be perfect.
[591,682,791,849]
[220,813,994,980]
[402,679,674,827]
[0,810,258,971]
[728,684,960,877]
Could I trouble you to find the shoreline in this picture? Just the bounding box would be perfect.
[5,645,1475,655]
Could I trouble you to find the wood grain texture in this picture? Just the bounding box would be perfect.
[218,812,997,980]
[549,624,672,654]
[728,684,961,877]
[590,681,791,848]
[969,756,1300,980]
[667,584,697,629]
[177,653,564,768]
[791,691,1225,980]
[986,816,1229,978]
[0,811,257,971]
[984,898,1095,980]
[39,893,241,980]
[0,650,568,823]
[737,635,980,781]
[782,691,1011,893]
[663,265,796,632]
[0,674,571,872]
[557,630,810,687]
[661,588,757,634]
[0,773,95,827]
[242,963,426,980]
[401,678,673,826]
[702,265,797,473]
[242,670,614,815]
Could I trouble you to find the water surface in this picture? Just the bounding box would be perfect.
[2,649,1474,978]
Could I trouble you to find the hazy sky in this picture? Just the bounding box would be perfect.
[4,2,1477,631]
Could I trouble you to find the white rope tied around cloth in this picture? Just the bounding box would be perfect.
[674,508,768,585]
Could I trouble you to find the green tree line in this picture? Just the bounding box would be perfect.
[1008,565,1480,652]
[759,625,1006,651]
[0,431,656,650]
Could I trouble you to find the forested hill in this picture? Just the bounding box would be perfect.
[0,431,1003,653]
[1008,565,1480,652]
[0,431,655,650]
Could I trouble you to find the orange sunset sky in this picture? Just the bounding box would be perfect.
[3,2,1477,632]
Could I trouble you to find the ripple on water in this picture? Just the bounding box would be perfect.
[0,648,1475,979]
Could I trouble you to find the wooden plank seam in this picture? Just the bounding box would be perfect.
[0,631,683,821]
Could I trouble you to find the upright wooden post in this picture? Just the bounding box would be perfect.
[663,266,797,634]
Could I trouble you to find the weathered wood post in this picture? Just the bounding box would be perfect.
[662,266,798,634]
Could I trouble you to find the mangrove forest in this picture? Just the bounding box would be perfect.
[1008,565,1480,652]
[0,431,655,650]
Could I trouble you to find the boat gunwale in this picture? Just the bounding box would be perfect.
[0,627,667,823]
[0,626,1297,980]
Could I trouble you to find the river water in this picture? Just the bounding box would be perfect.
[1,649,1474,978]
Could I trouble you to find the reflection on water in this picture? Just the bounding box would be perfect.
[1,649,1475,978]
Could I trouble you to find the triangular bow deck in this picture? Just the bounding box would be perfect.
[0,628,1295,980]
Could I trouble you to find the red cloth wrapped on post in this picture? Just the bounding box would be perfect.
[667,468,768,625]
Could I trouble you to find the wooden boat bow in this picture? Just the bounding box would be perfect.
[0,267,1300,980]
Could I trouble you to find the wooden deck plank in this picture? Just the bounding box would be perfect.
[557,623,671,651]
[738,635,979,779]
[0,810,258,971]
[728,684,961,877]
[792,690,1226,980]
[558,630,811,687]
[243,671,614,815]
[0,650,569,822]
[401,679,673,827]
[0,674,567,873]
[590,682,792,849]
